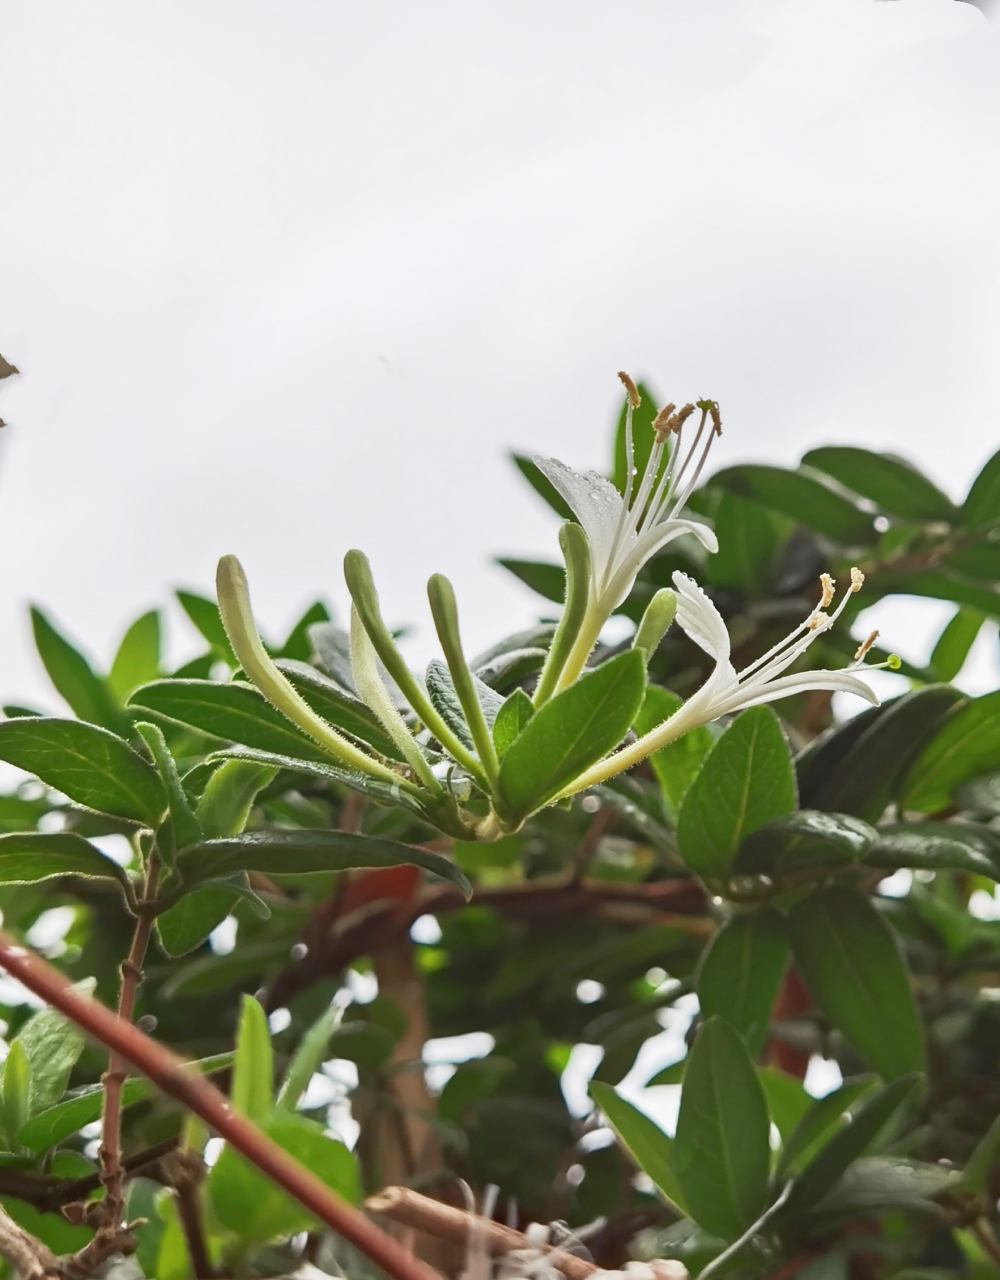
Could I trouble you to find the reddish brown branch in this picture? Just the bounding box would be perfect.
[0,933,445,1280]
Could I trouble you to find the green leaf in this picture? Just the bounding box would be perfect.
[175,589,235,661]
[492,689,534,759]
[195,758,277,840]
[0,832,130,891]
[802,448,957,523]
[696,910,788,1056]
[807,1156,958,1220]
[108,611,162,702]
[962,447,1000,528]
[947,543,1000,581]
[757,1067,811,1143]
[776,1075,880,1177]
[734,810,876,877]
[275,660,404,759]
[210,1116,358,1243]
[929,608,983,682]
[782,1074,923,1216]
[279,601,331,662]
[135,722,201,860]
[799,685,963,822]
[511,453,574,520]
[30,608,129,734]
[959,1109,1000,1193]
[12,980,94,1115]
[495,558,566,605]
[872,568,1000,619]
[18,1053,233,1153]
[863,822,999,878]
[426,659,473,750]
[710,465,877,546]
[0,718,166,825]
[706,493,780,594]
[589,1081,685,1212]
[635,685,712,818]
[1,1044,31,1151]
[174,829,471,897]
[676,707,796,877]
[496,650,647,823]
[898,690,1000,813]
[670,1016,770,1240]
[232,995,273,1121]
[786,887,925,1079]
[155,883,242,957]
[277,1003,344,1111]
[128,679,327,761]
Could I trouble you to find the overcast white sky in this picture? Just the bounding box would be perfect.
[1,0,999,709]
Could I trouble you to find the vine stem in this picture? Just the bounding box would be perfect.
[98,853,159,1228]
[0,931,445,1280]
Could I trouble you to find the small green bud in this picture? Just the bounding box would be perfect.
[632,588,677,661]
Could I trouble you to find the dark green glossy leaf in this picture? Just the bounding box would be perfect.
[155,882,243,957]
[735,810,876,877]
[589,1081,685,1211]
[706,492,780,594]
[676,707,796,877]
[929,607,983,681]
[696,910,788,1056]
[864,822,1000,879]
[872,569,1000,619]
[710,465,877,545]
[670,1016,770,1240]
[802,447,957,523]
[963,446,1000,528]
[495,558,566,605]
[108,611,161,702]
[947,543,1000,581]
[955,772,1000,815]
[0,832,129,890]
[129,680,327,762]
[0,718,166,825]
[175,829,471,897]
[757,1067,811,1142]
[279,601,331,662]
[787,887,925,1079]
[899,690,1000,813]
[492,689,534,759]
[497,650,646,823]
[782,1074,923,1216]
[776,1075,879,1177]
[808,1156,958,1220]
[800,685,963,822]
[635,685,712,818]
[29,607,129,734]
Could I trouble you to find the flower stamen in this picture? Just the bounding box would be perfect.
[855,629,879,662]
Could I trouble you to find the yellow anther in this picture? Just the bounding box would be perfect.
[709,401,722,435]
[819,573,835,609]
[651,403,676,443]
[854,629,879,661]
[808,612,827,631]
[617,371,641,409]
[668,403,697,433]
[850,567,865,592]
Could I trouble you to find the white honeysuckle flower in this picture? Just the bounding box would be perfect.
[534,387,721,688]
[559,567,893,799]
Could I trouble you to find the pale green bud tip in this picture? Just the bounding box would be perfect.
[887,653,901,670]
[633,588,677,658]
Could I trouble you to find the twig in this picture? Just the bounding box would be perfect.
[973,1218,1000,1268]
[162,1150,214,1280]
[0,1199,62,1279]
[0,932,445,1280]
[98,852,160,1228]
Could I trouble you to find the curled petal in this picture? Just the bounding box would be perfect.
[718,669,881,715]
[672,572,732,665]
[532,457,624,583]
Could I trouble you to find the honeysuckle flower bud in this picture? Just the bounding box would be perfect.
[558,568,893,799]
[533,383,720,688]
[632,587,677,661]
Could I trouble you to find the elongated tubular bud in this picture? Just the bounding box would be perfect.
[427,574,500,789]
[532,522,592,708]
[349,606,442,794]
[216,556,411,791]
[343,550,488,787]
[632,588,677,662]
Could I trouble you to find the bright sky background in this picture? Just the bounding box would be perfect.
[2,0,1000,710]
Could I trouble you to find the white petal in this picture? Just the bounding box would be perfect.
[532,457,624,583]
[672,572,732,664]
[718,668,880,715]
